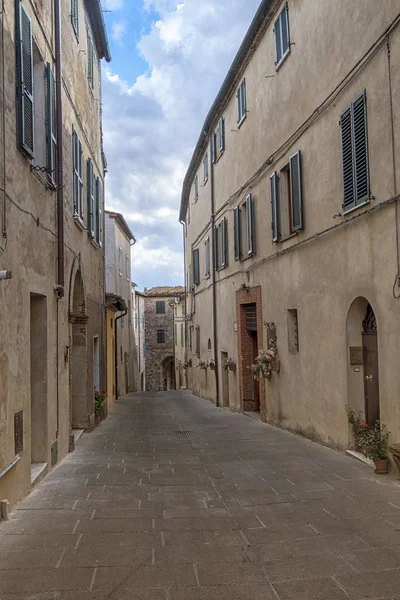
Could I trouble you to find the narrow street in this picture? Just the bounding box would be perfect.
[2,392,400,599]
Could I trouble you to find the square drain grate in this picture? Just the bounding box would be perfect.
[175,430,194,436]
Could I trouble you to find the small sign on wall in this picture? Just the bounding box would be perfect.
[349,347,364,365]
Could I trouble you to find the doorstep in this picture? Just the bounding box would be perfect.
[244,411,261,421]
[30,463,48,487]
[72,429,85,444]
[346,449,374,468]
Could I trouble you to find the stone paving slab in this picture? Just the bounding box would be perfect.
[3,390,400,599]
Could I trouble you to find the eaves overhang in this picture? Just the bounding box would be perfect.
[179,0,280,223]
[85,0,112,62]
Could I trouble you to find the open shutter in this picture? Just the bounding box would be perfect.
[71,0,79,37]
[72,127,78,214]
[353,91,369,206]
[281,3,290,57]
[78,138,83,218]
[213,225,219,270]
[221,217,227,267]
[274,14,282,66]
[234,206,241,260]
[246,195,254,255]
[96,177,102,246]
[87,159,94,237]
[270,172,279,243]
[340,106,354,211]
[46,64,57,186]
[242,80,247,118]
[193,249,200,285]
[205,237,210,277]
[218,118,225,152]
[211,132,216,164]
[290,151,303,231]
[17,4,34,157]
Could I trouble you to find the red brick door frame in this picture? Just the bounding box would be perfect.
[236,286,265,419]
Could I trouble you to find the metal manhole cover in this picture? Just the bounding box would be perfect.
[175,430,194,436]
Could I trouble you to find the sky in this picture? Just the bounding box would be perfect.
[102,0,261,290]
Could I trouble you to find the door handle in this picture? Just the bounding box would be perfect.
[365,375,373,381]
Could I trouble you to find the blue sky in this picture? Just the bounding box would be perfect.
[101,0,261,290]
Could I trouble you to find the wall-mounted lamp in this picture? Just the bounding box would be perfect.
[0,270,12,280]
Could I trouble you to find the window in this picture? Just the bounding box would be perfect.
[211,118,225,164]
[93,336,99,390]
[71,0,79,39]
[95,178,102,245]
[287,309,299,353]
[157,329,165,344]
[211,132,217,165]
[194,175,199,202]
[181,323,184,347]
[46,64,57,187]
[195,326,200,356]
[181,305,185,316]
[16,3,34,158]
[271,151,303,242]
[126,254,129,280]
[218,118,225,152]
[118,247,123,276]
[214,217,227,270]
[341,91,369,213]
[274,2,290,69]
[156,300,165,314]
[203,153,209,183]
[193,248,200,285]
[237,80,247,125]
[72,126,83,218]
[87,158,95,238]
[175,324,178,346]
[205,237,210,278]
[234,195,255,259]
[87,27,94,88]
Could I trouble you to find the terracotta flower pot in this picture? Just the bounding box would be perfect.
[373,458,390,474]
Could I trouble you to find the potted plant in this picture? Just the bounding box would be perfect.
[94,389,107,424]
[345,406,368,451]
[196,359,208,370]
[249,348,278,380]
[207,358,216,371]
[358,421,390,474]
[223,357,236,372]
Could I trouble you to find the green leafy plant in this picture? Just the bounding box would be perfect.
[207,358,215,369]
[223,357,236,371]
[196,359,208,370]
[358,421,390,460]
[94,389,106,415]
[249,348,278,380]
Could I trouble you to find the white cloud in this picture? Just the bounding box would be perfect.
[112,21,127,42]
[104,0,124,10]
[103,0,261,289]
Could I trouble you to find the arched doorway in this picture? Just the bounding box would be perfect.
[161,356,174,390]
[346,298,380,429]
[69,269,88,429]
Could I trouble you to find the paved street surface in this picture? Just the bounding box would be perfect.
[2,391,400,599]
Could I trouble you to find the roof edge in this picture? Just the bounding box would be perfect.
[86,0,112,62]
[106,211,136,242]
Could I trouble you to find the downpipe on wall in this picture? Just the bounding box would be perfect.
[210,139,220,408]
[115,308,128,400]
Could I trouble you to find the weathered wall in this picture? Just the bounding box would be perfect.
[144,296,175,392]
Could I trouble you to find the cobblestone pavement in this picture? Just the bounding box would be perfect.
[2,391,400,599]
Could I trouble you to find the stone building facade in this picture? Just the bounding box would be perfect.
[132,285,146,391]
[0,0,110,510]
[174,296,187,389]
[181,0,400,451]
[144,287,184,392]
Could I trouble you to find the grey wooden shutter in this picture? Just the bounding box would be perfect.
[193,249,200,285]
[211,133,216,164]
[246,195,254,255]
[281,3,290,57]
[87,31,93,87]
[340,106,354,211]
[218,118,225,152]
[290,151,303,231]
[205,237,210,277]
[274,14,282,66]
[234,206,241,260]
[46,64,57,186]
[17,4,34,157]
[78,137,83,218]
[87,159,94,237]
[221,217,227,267]
[270,172,279,242]
[353,91,369,206]
[71,0,79,37]
[96,177,102,246]
[213,225,219,270]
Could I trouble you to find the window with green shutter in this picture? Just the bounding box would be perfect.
[157,330,165,344]
[87,28,94,88]
[17,3,34,158]
[211,133,217,164]
[270,172,279,243]
[46,64,57,187]
[203,154,208,183]
[237,80,247,125]
[274,2,290,69]
[271,153,304,243]
[205,237,210,278]
[195,326,200,356]
[234,206,241,261]
[71,0,79,39]
[193,248,200,285]
[218,118,225,152]
[181,323,184,347]
[340,91,370,213]
[290,151,303,231]
[245,194,255,255]
[156,301,165,314]
[95,177,102,246]
[215,217,228,270]
[72,126,83,218]
[87,158,95,237]
[194,175,199,202]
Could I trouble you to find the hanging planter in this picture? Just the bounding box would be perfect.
[249,349,279,381]
[207,359,216,371]
[196,359,208,370]
[223,357,236,373]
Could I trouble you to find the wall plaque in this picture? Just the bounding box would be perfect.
[350,346,363,365]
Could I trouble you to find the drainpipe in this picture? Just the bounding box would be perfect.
[210,140,220,408]
[54,0,64,292]
[115,308,127,400]
[1,0,7,249]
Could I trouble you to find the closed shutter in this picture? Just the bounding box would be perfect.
[353,92,369,205]
[274,15,282,66]
[46,64,57,186]
[196,327,200,355]
[72,128,78,214]
[340,106,354,211]
[221,217,227,267]
[87,32,93,87]
[270,172,279,243]
[281,4,290,57]
[213,225,219,270]
[211,132,216,164]
[290,151,303,231]
[71,0,79,37]
[246,194,254,255]
[96,178,102,246]
[234,206,241,260]
[17,4,34,157]
[218,118,225,152]
[193,248,200,285]
[87,159,95,238]
[205,237,210,277]
[194,175,198,201]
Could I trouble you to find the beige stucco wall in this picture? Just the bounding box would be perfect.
[184,0,400,449]
[0,0,107,508]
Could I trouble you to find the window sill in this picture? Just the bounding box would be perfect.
[237,114,247,129]
[343,199,370,216]
[276,48,291,71]
[280,232,299,243]
[73,215,85,231]
[90,238,101,250]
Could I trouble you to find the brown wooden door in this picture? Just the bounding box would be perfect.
[251,333,260,411]
[363,333,380,427]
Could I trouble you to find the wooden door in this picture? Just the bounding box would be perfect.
[363,333,380,427]
[251,333,260,411]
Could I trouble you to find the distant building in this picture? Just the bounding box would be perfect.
[132,284,146,391]
[174,296,187,389]
[144,287,185,391]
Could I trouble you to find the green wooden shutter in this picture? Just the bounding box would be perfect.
[340,105,354,211]
[221,217,227,267]
[87,31,93,88]
[270,172,279,243]
[218,118,225,152]
[95,177,102,245]
[246,194,254,255]
[46,64,57,186]
[234,206,241,260]
[71,0,79,38]
[353,91,369,206]
[193,248,200,285]
[72,126,78,214]
[205,237,210,277]
[211,132,216,164]
[290,151,303,231]
[213,225,219,270]
[17,4,34,157]
[87,158,94,237]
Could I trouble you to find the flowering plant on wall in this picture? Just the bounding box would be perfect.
[249,349,278,380]
[223,357,236,372]
[207,358,216,370]
[196,359,208,370]
[94,390,107,415]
